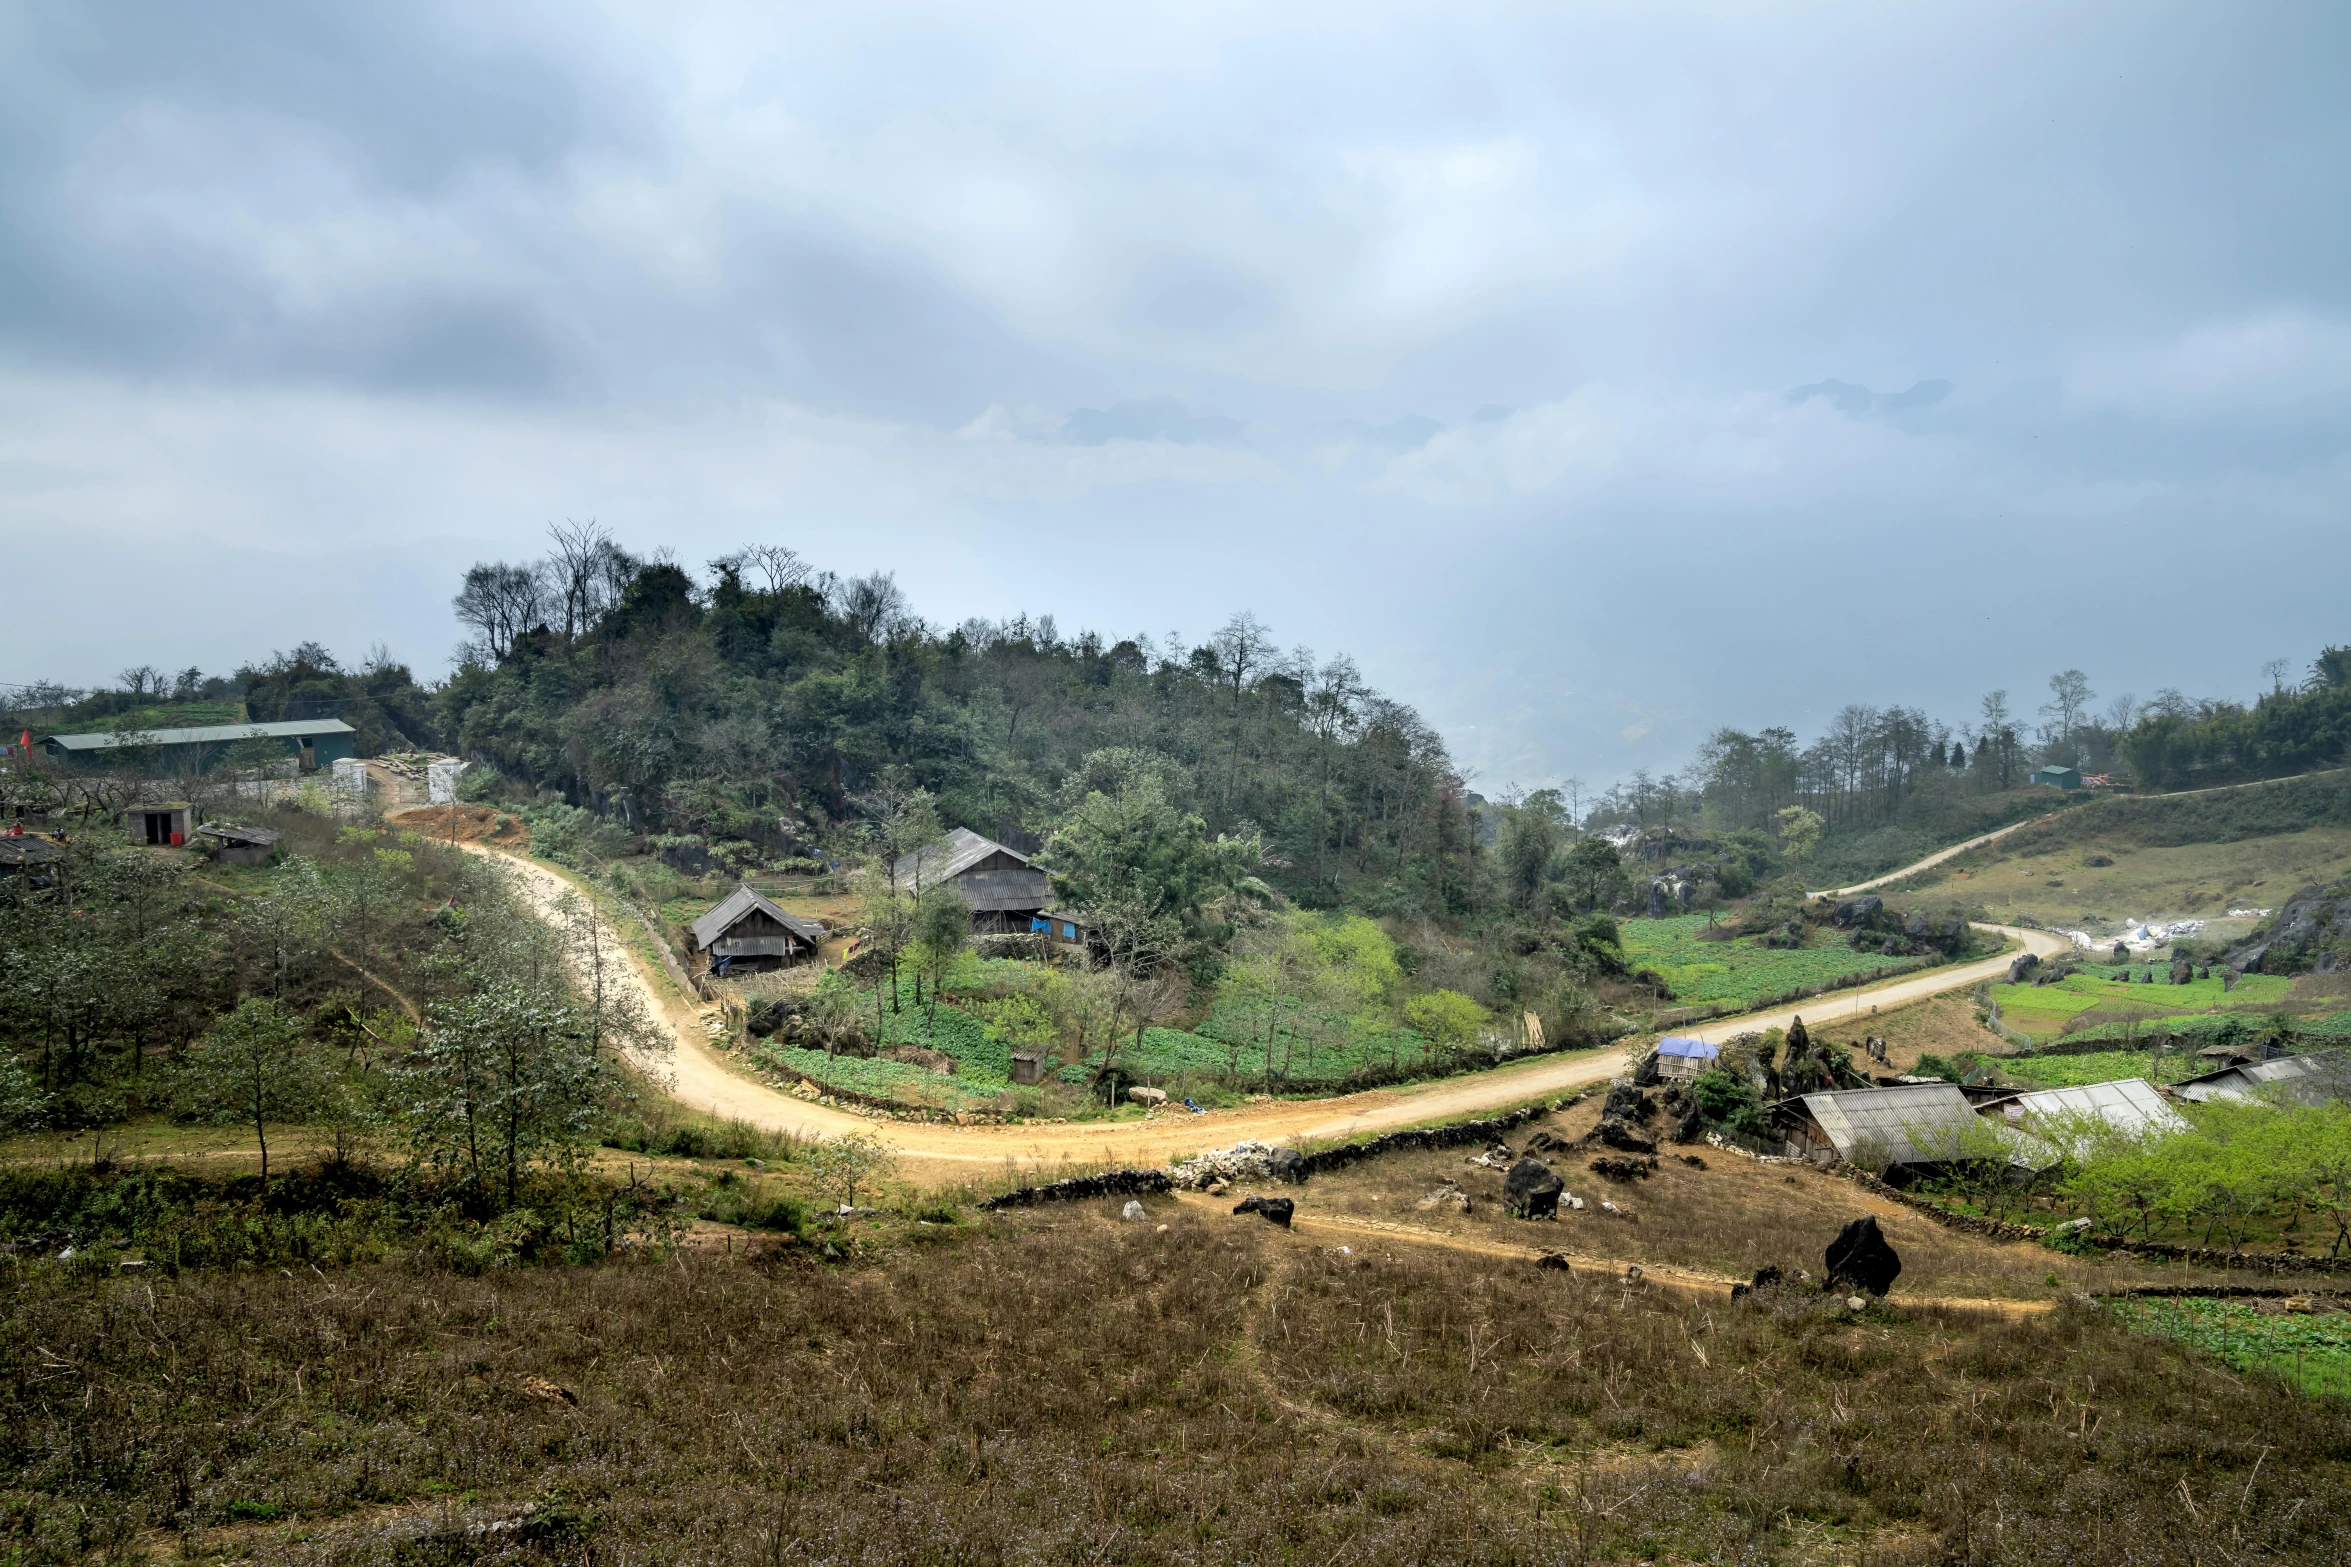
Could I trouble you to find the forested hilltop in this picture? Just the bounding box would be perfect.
[436,529,1472,916]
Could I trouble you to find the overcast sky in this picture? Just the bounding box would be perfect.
[3,1,2346,789]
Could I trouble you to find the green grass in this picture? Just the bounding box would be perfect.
[2109,1297,2351,1401]
[1991,970,2296,1041]
[1619,914,1935,1008]
[1994,1049,2204,1089]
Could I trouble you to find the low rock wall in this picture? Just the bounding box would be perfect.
[1298,1094,1588,1177]
[980,1170,1174,1210]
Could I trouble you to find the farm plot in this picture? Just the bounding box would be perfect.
[1994,1049,2204,1089]
[1618,914,1936,1009]
[1990,970,2295,1042]
[2109,1297,2351,1401]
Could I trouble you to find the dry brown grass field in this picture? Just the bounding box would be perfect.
[1896,826,2351,931]
[8,1116,2351,1567]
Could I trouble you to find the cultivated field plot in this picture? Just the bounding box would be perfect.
[1989,969,2295,1042]
[1619,914,1936,1008]
[2110,1296,2351,1401]
[1994,1048,2206,1089]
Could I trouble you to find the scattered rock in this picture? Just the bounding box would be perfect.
[1678,1154,1707,1170]
[1523,1130,1571,1155]
[1597,1119,1658,1154]
[1536,1252,1573,1272]
[1750,1264,1784,1290]
[1832,895,1884,930]
[1127,1086,1168,1107]
[886,1044,957,1075]
[1169,1141,1307,1189]
[1232,1196,1295,1228]
[1824,1215,1902,1297]
[1503,1157,1565,1220]
[2086,855,2114,868]
[1846,1295,1867,1312]
[1588,1155,1657,1182]
[1155,1224,1168,1233]
[1603,1082,1654,1122]
[1463,1141,1516,1169]
[1565,1194,1586,1211]
[1623,1263,1642,1282]
[1416,1182,1471,1213]
[1600,1201,1623,1216]
[1205,1180,1229,1197]
[1121,1199,1146,1221]
[2007,952,2041,984]
[2285,1296,2315,1314]
[2058,1217,2092,1235]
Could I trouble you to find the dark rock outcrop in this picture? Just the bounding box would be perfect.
[1503,1157,1565,1219]
[1233,1196,1295,1228]
[1832,896,1883,930]
[2224,881,2351,975]
[1825,1215,1902,1296]
[1597,1118,1658,1154]
[2007,952,2040,984]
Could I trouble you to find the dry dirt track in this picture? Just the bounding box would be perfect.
[472,845,2069,1181]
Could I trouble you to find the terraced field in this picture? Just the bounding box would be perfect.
[1989,969,2295,1042]
[1619,914,1937,1009]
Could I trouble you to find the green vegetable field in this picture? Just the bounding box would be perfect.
[1990,969,2295,1042]
[1617,915,1935,1008]
[2109,1298,2351,1401]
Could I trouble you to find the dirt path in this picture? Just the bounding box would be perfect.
[467,846,2068,1179]
[1822,765,2351,897]
[1178,1194,2055,1317]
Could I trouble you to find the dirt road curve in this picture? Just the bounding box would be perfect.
[474,845,2067,1177]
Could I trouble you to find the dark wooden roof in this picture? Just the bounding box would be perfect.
[689,885,826,950]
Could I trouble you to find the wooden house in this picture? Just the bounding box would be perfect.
[1651,1036,1720,1081]
[686,885,827,976]
[893,827,1053,933]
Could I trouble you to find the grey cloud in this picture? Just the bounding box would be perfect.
[1063,396,1244,446]
[1338,415,1444,452]
[1785,379,1954,417]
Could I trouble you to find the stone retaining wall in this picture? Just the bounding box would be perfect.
[1297,1094,1589,1177]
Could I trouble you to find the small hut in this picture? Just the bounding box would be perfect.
[196,822,282,864]
[123,802,193,847]
[1652,1036,1720,1081]
[687,885,826,976]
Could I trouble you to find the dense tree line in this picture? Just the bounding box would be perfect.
[439,527,1477,918]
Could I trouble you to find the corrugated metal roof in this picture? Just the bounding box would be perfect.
[195,823,282,847]
[1658,1036,1718,1059]
[1796,1082,1985,1167]
[2176,1054,2351,1106]
[689,885,826,950]
[46,719,355,752]
[1987,1078,2185,1147]
[0,837,65,866]
[892,826,1029,891]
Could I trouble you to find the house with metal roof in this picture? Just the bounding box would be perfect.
[43,719,356,774]
[685,885,827,975]
[1775,1082,1997,1177]
[2173,1053,2351,1107]
[892,827,1055,932]
[1978,1078,2185,1158]
[2028,763,2082,790]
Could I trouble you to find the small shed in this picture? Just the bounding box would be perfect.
[0,834,65,882]
[687,885,826,975]
[2029,764,2082,790]
[1027,908,1094,952]
[196,822,283,864]
[1652,1036,1720,1081]
[123,802,193,847]
[1775,1082,1990,1176]
[2173,1054,2351,1107]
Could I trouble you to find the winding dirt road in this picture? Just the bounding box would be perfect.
[475,845,2066,1178]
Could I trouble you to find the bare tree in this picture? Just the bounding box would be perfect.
[833,571,913,643]
[117,665,163,699]
[544,520,637,640]
[712,543,812,596]
[452,561,547,659]
[2263,658,2292,696]
[2040,670,2095,756]
[2102,692,2141,733]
